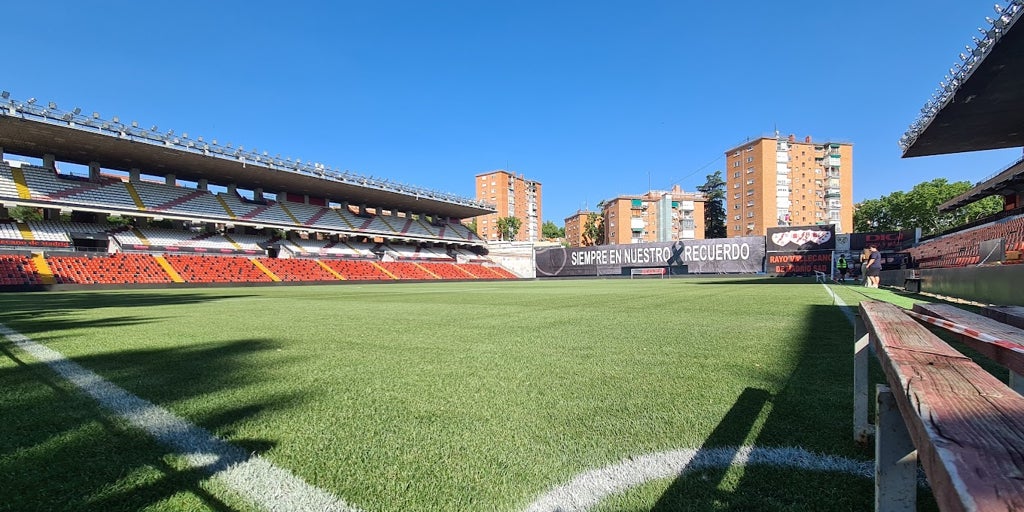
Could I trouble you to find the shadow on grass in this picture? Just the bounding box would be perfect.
[0,334,300,512]
[0,289,254,318]
[648,301,942,511]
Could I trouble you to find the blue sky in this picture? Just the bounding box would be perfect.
[5,1,1020,224]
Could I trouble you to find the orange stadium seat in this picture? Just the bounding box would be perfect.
[320,259,393,280]
[255,258,339,282]
[162,254,273,284]
[0,254,44,285]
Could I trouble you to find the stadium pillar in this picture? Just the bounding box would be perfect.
[227,183,237,195]
[197,179,208,191]
[43,154,55,170]
[89,162,101,181]
[129,168,140,183]
[165,174,176,186]
[0,206,7,219]
[254,188,264,201]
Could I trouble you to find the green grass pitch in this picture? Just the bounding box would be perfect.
[0,278,938,511]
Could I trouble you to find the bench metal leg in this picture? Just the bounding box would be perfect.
[875,385,917,512]
[854,314,874,442]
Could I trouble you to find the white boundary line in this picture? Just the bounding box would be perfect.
[0,323,361,512]
[822,282,856,326]
[522,445,872,512]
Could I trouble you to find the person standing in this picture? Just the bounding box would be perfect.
[859,247,872,286]
[836,254,849,282]
[865,245,882,288]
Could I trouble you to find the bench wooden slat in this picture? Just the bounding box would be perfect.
[912,303,1024,376]
[982,305,1024,330]
[861,301,1024,512]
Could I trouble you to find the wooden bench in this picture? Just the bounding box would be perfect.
[909,302,1024,393]
[981,305,1024,330]
[854,301,1024,511]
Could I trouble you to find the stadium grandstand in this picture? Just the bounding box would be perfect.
[0,91,521,288]
[894,0,1023,303]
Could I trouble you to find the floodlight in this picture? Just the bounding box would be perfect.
[995,3,1003,13]
[101,123,110,130]
[92,112,100,119]
[212,139,218,145]
[151,125,158,132]
[182,132,188,138]
[27,98,36,104]
[166,129,174,136]
[62,113,73,121]
[131,120,138,128]
[197,136,204,142]
[48,101,56,109]
[112,116,119,123]
[72,107,81,115]
[1,91,9,99]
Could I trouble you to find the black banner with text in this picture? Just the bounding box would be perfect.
[535,237,765,277]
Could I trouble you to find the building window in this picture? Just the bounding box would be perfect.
[746,156,754,163]
[733,161,740,167]
[733,171,741,178]
[734,204,740,210]
[746,179,755,185]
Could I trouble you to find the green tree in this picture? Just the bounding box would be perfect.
[542,221,564,240]
[8,206,42,222]
[496,216,522,241]
[853,178,1002,235]
[697,170,726,239]
[582,212,605,246]
[465,218,478,234]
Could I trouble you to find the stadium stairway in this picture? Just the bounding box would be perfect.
[249,258,281,282]
[153,255,185,283]
[30,253,56,285]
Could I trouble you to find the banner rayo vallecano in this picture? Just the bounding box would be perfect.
[535,237,765,277]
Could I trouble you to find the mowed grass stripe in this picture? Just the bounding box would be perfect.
[1,279,882,511]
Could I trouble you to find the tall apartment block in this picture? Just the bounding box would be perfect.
[601,185,705,245]
[724,134,853,236]
[563,210,594,247]
[474,170,542,242]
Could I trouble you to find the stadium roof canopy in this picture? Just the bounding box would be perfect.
[0,97,495,220]
[899,1,1024,158]
[939,155,1024,211]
